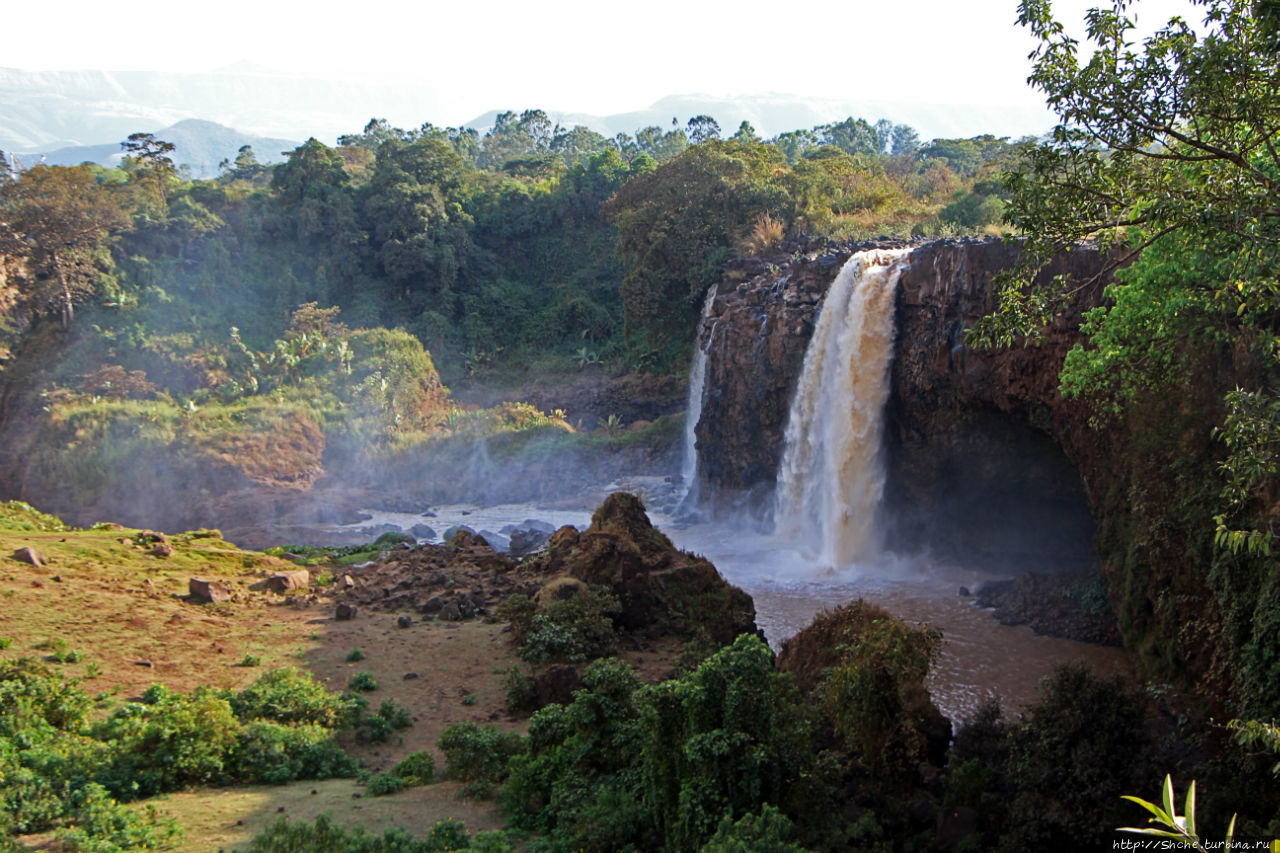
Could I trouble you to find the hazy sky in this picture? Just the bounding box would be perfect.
[8,0,1202,125]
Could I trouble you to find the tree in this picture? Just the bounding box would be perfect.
[602,140,791,339]
[686,114,722,144]
[121,133,178,220]
[968,0,1280,549]
[0,164,130,326]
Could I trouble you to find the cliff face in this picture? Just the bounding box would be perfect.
[696,236,1237,699]
[696,237,1102,509]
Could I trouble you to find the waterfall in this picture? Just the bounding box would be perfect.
[681,283,720,496]
[773,248,911,567]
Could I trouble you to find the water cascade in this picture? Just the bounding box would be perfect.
[680,283,720,497]
[773,248,911,567]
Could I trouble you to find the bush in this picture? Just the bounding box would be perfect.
[55,783,181,852]
[392,751,435,786]
[231,668,355,727]
[518,586,620,664]
[437,722,525,797]
[363,772,405,797]
[701,805,811,852]
[95,687,240,797]
[641,634,815,851]
[349,671,378,692]
[246,814,507,852]
[233,721,356,784]
[356,699,413,744]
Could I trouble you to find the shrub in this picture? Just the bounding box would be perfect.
[503,666,537,714]
[363,772,405,797]
[641,634,815,851]
[518,586,620,664]
[495,595,536,641]
[55,783,181,852]
[231,668,354,727]
[346,647,366,662]
[437,722,525,797]
[701,805,810,852]
[391,750,435,786]
[95,687,240,797]
[356,700,413,744]
[349,671,378,692]
[232,721,356,784]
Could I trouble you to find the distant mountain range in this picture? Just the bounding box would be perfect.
[1,67,1058,175]
[19,119,299,179]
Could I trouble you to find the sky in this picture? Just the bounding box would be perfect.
[6,0,1204,127]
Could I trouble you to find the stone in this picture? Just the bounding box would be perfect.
[266,569,311,593]
[397,614,413,628]
[534,664,581,707]
[409,523,437,541]
[508,526,552,556]
[335,603,358,621]
[189,578,232,604]
[438,601,462,621]
[151,542,175,558]
[477,530,510,553]
[342,574,355,589]
[11,546,45,567]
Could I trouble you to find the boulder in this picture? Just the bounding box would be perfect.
[11,546,45,567]
[477,530,510,553]
[409,523,437,541]
[397,614,413,628]
[266,569,311,593]
[335,603,358,620]
[534,664,581,707]
[189,578,232,603]
[151,542,175,558]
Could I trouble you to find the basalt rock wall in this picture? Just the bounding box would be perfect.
[696,237,1105,525]
[696,236,1235,699]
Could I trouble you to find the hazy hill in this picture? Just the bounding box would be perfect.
[1,67,1055,162]
[26,119,299,178]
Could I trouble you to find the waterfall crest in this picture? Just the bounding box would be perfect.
[773,248,910,567]
[681,283,720,496]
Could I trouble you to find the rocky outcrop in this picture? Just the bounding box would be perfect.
[331,491,757,648]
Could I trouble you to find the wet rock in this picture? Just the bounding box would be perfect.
[266,569,311,593]
[360,523,402,539]
[189,578,232,603]
[335,603,358,621]
[11,546,45,567]
[444,525,480,545]
[478,530,511,553]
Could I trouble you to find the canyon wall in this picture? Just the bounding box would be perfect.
[695,237,1234,698]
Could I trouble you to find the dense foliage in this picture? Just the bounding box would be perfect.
[0,111,1022,387]
[0,662,371,849]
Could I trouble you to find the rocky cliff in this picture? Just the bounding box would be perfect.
[694,237,1238,702]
